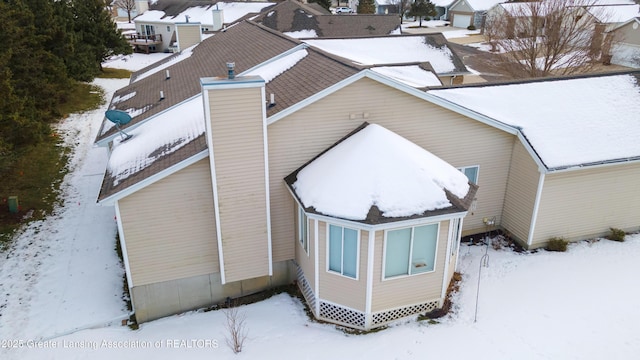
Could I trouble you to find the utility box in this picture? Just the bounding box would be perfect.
[8,196,19,213]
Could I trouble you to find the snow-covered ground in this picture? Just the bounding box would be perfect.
[0,79,130,348]
[1,53,640,360]
[102,53,173,72]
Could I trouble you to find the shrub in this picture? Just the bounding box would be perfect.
[467,25,477,30]
[546,237,568,252]
[608,227,626,242]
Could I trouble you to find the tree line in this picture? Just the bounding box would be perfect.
[0,0,131,170]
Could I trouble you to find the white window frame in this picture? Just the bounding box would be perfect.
[142,24,155,36]
[450,218,462,258]
[326,224,360,280]
[458,165,479,184]
[382,223,440,281]
[298,206,309,255]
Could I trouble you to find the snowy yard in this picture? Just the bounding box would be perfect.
[1,54,639,360]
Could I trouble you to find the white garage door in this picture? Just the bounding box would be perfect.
[453,14,471,28]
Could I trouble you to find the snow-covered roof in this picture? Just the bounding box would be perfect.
[498,2,550,17]
[244,49,309,82]
[454,0,502,11]
[289,124,472,221]
[371,66,442,87]
[283,29,318,38]
[135,2,275,25]
[106,96,205,187]
[428,73,640,170]
[302,36,467,75]
[587,4,640,23]
[431,0,455,7]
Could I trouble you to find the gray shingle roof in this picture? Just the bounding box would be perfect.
[97,21,300,144]
[254,0,401,37]
[148,0,221,17]
[97,22,360,201]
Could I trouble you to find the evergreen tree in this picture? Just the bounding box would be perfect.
[357,0,376,14]
[4,0,70,123]
[407,0,437,27]
[0,0,132,163]
[68,0,131,81]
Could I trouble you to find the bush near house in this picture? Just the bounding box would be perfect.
[546,237,568,252]
[608,228,626,242]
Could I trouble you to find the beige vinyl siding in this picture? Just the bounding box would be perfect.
[118,158,218,286]
[268,77,514,263]
[317,222,367,311]
[531,162,640,247]
[371,221,450,312]
[501,139,541,243]
[208,87,270,283]
[296,207,315,290]
[617,22,640,45]
[176,24,201,51]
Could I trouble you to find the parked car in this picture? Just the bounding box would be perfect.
[334,7,354,14]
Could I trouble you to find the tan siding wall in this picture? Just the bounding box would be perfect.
[532,162,640,247]
[119,159,218,286]
[317,222,367,311]
[176,24,201,51]
[208,87,270,282]
[617,22,640,45]
[295,207,315,290]
[501,140,541,243]
[268,78,514,262]
[371,221,450,312]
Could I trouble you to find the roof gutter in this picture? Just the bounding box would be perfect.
[546,156,640,174]
[97,149,209,205]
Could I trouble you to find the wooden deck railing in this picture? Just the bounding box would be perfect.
[127,33,163,43]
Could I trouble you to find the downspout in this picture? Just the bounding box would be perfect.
[527,171,546,247]
[365,230,375,329]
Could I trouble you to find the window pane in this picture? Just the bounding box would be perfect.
[464,166,479,184]
[342,228,358,278]
[299,209,308,251]
[385,228,411,278]
[329,225,342,273]
[412,225,438,274]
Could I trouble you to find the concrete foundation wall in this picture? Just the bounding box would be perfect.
[131,260,295,323]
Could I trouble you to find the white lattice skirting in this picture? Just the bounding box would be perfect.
[294,263,442,330]
[295,262,316,316]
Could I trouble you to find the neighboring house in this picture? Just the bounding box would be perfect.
[111,0,149,21]
[374,0,399,15]
[484,2,549,38]
[96,19,640,330]
[254,0,401,37]
[432,0,456,21]
[606,17,640,67]
[130,1,275,52]
[573,4,640,58]
[449,0,502,28]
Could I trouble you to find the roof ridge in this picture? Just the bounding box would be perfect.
[428,69,640,90]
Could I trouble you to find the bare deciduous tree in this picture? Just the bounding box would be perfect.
[483,0,615,78]
[389,0,414,23]
[224,303,248,354]
[114,0,137,23]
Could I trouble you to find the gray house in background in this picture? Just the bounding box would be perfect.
[448,0,501,28]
